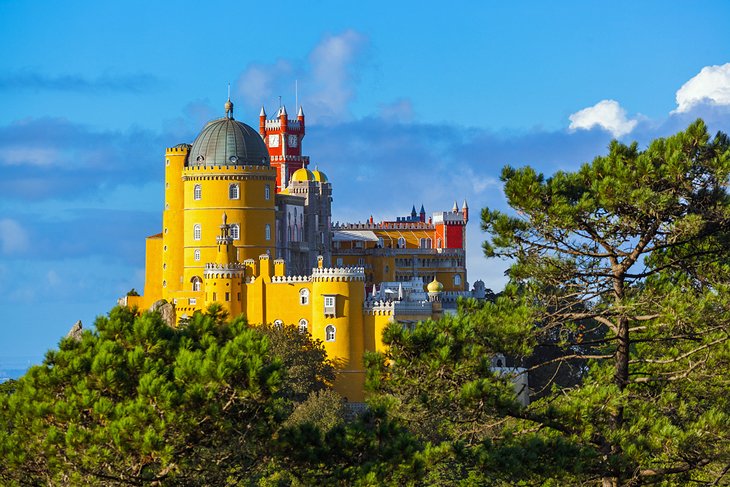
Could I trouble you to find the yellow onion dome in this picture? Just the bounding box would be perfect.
[311,169,328,182]
[427,277,444,293]
[291,167,315,182]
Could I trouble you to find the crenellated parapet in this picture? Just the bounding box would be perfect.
[181,164,275,182]
[270,275,312,284]
[363,298,432,315]
[203,262,245,279]
[311,266,366,282]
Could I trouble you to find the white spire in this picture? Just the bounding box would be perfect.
[372,284,377,297]
[280,105,287,116]
[452,201,459,212]
[462,199,468,209]
[298,105,304,117]
[260,106,266,117]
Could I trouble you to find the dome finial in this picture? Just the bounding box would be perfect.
[225,83,234,119]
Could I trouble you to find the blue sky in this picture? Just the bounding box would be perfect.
[1,0,730,370]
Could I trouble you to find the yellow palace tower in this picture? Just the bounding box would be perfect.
[125,98,486,402]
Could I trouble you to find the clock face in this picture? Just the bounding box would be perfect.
[269,134,279,147]
[287,134,298,147]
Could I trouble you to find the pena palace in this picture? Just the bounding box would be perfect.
[123,98,487,401]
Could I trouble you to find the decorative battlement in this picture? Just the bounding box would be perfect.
[204,262,245,270]
[432,212,466,225]
[311,266,365,282]
[264,119,303,131]
[332,221,434,230]
[166,144,191,154]
[270,275,312,284]
[182,164,274,177]
[363,299,433,315]
[203,262,245,279]
[270,155,310,163]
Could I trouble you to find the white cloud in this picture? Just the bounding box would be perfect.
[0,218,29,254]
[568,99,638,137]
[234,30,366,124]
[675,63,730,113]
[236,60,293,110]
[0,147,59,166]
[307,30,366,122]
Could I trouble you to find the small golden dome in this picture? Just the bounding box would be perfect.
[311,169,328,182]
[291,167,314,182]
[427,277,444,293]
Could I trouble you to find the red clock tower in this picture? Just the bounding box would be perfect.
[259,105,308,192]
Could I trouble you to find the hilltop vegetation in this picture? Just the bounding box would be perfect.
[1,120,729,486]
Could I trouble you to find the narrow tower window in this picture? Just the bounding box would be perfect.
[265,224,271,241]
[191,276,202,292]
[230,224,240,240]
[194,249,201,261]
[398,237,406,248]
[299,288,309,305]
[325,325,336,342]
[454,274,461,287]
[265,184,271,200]
[229,183,240,200]
[193,224,201,241]
[193,184,202,200]
[298,319,308,334]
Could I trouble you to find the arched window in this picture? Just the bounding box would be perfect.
[191,276,202,292]
[437,238,442,248]
[229,183,239,199]
[299,288,309,305]
[420,238,432,249]
[325,324,336,342]
[193,224,201,241]
[193,184,202,200]
[454,274,462,286]
[398,237,406,248]
[194,249,201,261]
[230,224,240,240]
[273,319,283,329]
[265,184,271,200]
[265,224,271,241]
[298,319,308,334]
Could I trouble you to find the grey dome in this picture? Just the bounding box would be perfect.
[188,117,269,167]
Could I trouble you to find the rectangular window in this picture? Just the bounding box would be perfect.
[324,295,336,316]
[237,292,241,301]
[336,258,343,267]
[225,292,230,301]
[212,292,217,301]
[265,184,271,200]
[189,298,196,305]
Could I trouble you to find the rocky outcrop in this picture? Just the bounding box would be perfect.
[150,300,176,327]
[66,320,83,341]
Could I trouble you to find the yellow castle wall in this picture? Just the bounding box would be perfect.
[162,147,187,297]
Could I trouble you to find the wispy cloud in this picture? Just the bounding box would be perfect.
[0,117,166,200]
[0,72,160,93]
[674,63,730,113]
[235,30,368,124]
[0,218,29,254]
[568,99,638,137]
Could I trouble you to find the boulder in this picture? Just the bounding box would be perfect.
[150,300,176,327]
[66,320,83,341]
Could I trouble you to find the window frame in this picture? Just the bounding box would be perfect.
[193,184,202,200]
[298,319,308,334]
[230,223,240,240]
[325,324,336,342]
[193,224,201,241]
[229,183,240,200]
[299,288,310,305]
